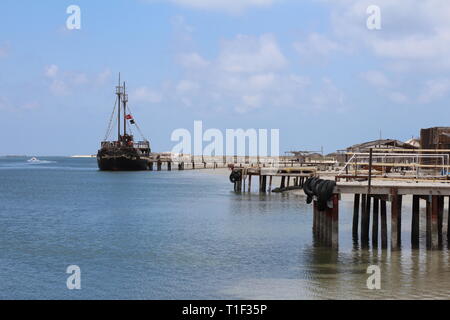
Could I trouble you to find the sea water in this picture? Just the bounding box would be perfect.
[0,157,449,299]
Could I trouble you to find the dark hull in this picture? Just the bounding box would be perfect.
[97,156,149,171]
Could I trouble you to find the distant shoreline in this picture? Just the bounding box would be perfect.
[71,155,96,158]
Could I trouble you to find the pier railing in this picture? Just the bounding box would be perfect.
[337,150,450,181]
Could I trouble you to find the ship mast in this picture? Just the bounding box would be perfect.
[123,82,128,137]
[116,73,123,141]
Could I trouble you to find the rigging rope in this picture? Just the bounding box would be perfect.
[126,104,148,142]
[104,97,118,141]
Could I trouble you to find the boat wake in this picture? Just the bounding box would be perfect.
[26,157,55,165]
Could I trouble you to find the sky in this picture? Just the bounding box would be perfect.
[0,0,449,156]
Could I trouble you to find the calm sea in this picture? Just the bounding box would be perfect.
[0,157,449,299]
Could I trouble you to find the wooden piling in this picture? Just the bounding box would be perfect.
[313,200,318,234]
[157,161,162,171]
[448,196,450,244]
[426,196,432,248]
[360,194,366,242]
[167,162,172,171]
[352,194,360,238]
[380,199,387,249]
[397,195,403,244]
[248,174,252,193]
[411,195,420,248]
[280,176,286,189]
[361,195,371,245]
[372,197,379,248]
[437,196,444,246]
[431,195,439,250]
[149,162,154,171]
[268,176,273,192]
[331,194,339,248]
[391,188,400,250]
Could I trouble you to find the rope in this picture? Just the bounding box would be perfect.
[104,97,118,141]
[126,104,147,142]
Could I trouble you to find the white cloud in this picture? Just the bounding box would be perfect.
[361,70,391,88]
[176,80,200,95]
[169,33,343,113]
[418,79,450,103]
[44,65,113,96]
[0,96,9,110]
[293,33,345,58]
[388,92,408,104]
[0,45,9,58]
[96,69,112,85]
[49,79,70,96]
[178,53,210,69]
[132,86,163,103]
[326,0,450,69]
[150,0,277,14]
[45,65,59,78]
[217,34,287,73]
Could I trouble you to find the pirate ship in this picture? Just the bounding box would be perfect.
[97,75,151,171]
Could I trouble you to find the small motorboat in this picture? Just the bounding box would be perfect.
[27,157,40,163]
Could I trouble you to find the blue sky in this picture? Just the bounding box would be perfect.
[0,0,449,156]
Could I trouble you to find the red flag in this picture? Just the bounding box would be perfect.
[126,114,133,120]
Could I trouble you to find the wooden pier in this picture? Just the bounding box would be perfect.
[229,169,450,250]
[332,181,450,250]
[230,167,317,193]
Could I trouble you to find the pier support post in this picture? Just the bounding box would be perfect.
[149,162,154,171]
[361,195,370,246]
[248,174,252,193]
[431,195,439,250]
[268,176,273,192]
[426,196,432,248]
[391,188,400,251]
[397,195,403,244]
[319,205,325,243]
[448,196,450,244]
[372,197,379,248]
[234,177,242,193]
[411,195,420,248]
[352,194,360,239]
[380,200,387,249]
[167,162,172,171]
[331,194,339,248]
[438,196,444,246]
[261,176,267,193]
[280,176,286,189]
[157,161,162,171]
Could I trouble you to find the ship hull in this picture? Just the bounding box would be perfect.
[97,156,150,171]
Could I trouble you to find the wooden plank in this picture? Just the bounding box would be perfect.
[335,184,450,196]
